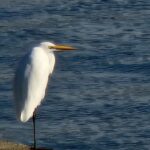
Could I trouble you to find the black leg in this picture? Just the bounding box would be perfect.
[33,109,36,150]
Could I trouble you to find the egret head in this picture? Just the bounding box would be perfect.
[40,42,76,52]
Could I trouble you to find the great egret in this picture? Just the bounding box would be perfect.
[13,42,75,149]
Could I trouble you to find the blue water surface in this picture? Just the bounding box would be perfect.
[0,0,150,150]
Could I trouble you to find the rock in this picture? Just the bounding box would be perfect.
[0,141,53,150]
[0,140,30,150]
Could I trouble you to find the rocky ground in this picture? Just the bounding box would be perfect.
[0,141,53,150]
[0,141,30,150]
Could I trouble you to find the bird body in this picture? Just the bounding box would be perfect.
[14,44,55,122]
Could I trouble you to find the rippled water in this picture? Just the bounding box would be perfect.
[0,0,150,149]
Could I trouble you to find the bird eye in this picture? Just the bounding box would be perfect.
[48,46,53,49]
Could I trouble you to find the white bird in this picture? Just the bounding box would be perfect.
[13,41,75,149]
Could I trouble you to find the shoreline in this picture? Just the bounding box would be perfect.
[0,140,53,150]
[0,140,31,150]
[0,140,30,150]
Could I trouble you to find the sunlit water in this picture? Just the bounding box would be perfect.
[0,0,150,149]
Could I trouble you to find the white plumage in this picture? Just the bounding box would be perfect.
[14,42,75,124]
[14,42,55,122]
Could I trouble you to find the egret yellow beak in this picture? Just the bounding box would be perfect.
[49,45,76,51]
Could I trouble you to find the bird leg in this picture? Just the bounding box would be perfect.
[33,109,36,150]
